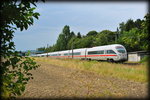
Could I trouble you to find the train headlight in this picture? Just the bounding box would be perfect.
[119,54,122,56]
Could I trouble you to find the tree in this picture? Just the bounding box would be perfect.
[63,25,71,47]
[37,47,46,52]
[55,25,74,51]
[95,30,116,46]
[0,0,44,98]
[70,31,76,38]
[115,27,120,42]
[119,28,141,51]
[117,14,149,51]
[77,32,82,38]
[55,33,66,51]
[86,30,98,36]
[26,50,31,56]
[67,37,78,49]
[119,22,125,34]
[140,13,149,50]
[124,19,135,31]
[135,19,143,29]
[79,36,95,48]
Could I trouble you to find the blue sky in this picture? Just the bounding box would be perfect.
[13,2,148,51]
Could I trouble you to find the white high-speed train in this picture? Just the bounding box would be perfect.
[34,44,128,62]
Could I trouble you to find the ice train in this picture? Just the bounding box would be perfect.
[34,44,128,62]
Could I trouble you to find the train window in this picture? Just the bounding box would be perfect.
[73,52,81,55]
[51,54,58,56]
[69,53,72,55]
[116,46,126,53]
[64,53,68,56]
[106,50,116,54]
[88,51,98,55]
[88,50,104,55]
[99,50,104,54]
[117,49,125,53]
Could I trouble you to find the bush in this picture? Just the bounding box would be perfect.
[140,56,149,63]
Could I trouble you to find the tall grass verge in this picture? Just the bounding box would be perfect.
[34,57,148,83]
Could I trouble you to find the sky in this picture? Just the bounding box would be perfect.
[13,1,148,51]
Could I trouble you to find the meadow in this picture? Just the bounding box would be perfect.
[34,57,148,83]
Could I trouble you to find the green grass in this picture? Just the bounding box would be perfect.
[34,57,148,83]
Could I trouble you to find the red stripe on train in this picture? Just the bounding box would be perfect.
[48,54,117,58]
[86,55,117,57]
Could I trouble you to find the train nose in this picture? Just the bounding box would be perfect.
[119,54,127,59]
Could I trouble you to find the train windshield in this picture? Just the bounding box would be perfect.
[116,46,126,53]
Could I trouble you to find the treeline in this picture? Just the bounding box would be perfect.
[37,14,149,52]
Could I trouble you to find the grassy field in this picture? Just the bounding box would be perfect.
[34,57,148,83]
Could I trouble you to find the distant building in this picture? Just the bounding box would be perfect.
[128,51,149,62]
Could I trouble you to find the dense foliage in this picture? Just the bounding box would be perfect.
[0,0,44,98]
[37,14,149,52]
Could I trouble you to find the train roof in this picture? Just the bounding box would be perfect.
[87,44,125,51]
[73,48,87,51]
[92,44,123,48]
[58,50,70,53]
[48,51,60,54]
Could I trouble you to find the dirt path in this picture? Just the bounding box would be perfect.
[18,62,148,99]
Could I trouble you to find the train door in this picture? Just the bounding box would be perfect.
[85,48,87,59]
[68,50,70,58]
[104,50,107,60]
